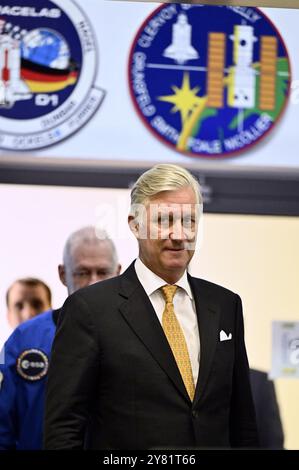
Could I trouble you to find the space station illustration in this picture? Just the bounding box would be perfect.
[207,23,278,112]
[162,15,278,113]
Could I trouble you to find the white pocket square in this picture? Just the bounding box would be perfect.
[220,330,232,342]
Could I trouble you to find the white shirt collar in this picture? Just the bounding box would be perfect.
[134,258,193,300]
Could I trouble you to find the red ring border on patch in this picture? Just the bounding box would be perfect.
[128,4,291,158]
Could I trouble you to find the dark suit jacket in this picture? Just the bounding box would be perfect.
[250,369,284,449]
[44,263,259,449]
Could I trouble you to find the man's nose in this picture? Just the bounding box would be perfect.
[21,305,37,321]
[170,220,189,241]
[87,272,106,286]
[87,273,99,286]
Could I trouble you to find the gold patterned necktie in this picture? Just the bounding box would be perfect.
[161,285,195,401]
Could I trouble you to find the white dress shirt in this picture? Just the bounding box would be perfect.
[134,258,200,385]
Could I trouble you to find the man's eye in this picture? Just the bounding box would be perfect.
[74,271,89,278]
[159,216,170,225]
[183,217,194,226]
[153,216,166,225]
[32,300,43,310]
[97,271,109,276]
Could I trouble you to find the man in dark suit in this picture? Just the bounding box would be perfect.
[0,226,121,450]
[250,369,284,449]
[44,164,258,449]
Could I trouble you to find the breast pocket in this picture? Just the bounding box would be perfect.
[211,339,235,380]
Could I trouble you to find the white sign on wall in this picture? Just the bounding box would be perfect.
[0,0,298,174]
[270,321,299,378]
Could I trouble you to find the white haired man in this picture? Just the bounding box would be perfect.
[44,164,259,449]
[0,227,121,450]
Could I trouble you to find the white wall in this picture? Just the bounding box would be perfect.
[0,184,137,344]
[0,183,298,448]
[191,213,299,450]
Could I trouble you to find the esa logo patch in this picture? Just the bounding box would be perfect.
[0,0,104,150]
[17,349,49,381]
[129,4,290,158]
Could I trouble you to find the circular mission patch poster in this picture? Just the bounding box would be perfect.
[128,4,291,158]
[0,0,104,150]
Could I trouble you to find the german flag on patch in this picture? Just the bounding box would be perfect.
[21,58,79,93]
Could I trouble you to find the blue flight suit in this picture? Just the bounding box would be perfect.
[0,310,58,449]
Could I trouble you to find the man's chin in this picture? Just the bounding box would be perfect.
[162,253,189,270]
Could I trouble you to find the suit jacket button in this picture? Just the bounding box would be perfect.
[192,410,198,419]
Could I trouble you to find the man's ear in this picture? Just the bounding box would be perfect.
[7,308,19,329]
[6,310,14,329]
[116,264,122,275]
[128,215,140,239]
[58,265,67,287]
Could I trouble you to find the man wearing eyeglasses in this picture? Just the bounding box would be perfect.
[0,226,121,450]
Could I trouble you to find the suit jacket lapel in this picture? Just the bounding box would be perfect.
[118,263,190,403]
[188,275,220,407]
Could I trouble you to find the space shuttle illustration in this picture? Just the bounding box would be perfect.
[0,19,32,107]
[163,13,199,65]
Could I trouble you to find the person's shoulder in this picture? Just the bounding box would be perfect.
[189,275,239,300]
[7,311,54,346]
[17,310,54,333]
[4,310,53,351]
[69,274,122,305]
[250,368,269,382]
